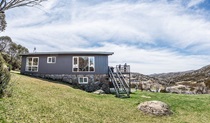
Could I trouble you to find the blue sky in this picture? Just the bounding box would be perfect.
[1,0,210,74]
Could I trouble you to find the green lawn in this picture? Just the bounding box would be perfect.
[1,73,210,123]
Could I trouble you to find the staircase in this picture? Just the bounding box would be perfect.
[108,67,130,98]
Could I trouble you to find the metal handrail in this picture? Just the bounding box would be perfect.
[116,65,130,73]
[115,68,127,93]
[109,67,120,89]
[116,67,129,96]
[108,67,120,97]
[116,67,129,88]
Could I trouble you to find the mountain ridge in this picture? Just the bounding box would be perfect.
[131,64,210,85]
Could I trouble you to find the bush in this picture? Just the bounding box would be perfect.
[0,53,11,98]
[7,64,12,71]
[205,79,210,89]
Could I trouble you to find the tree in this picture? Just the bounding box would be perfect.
[0,37,29,70]
[0,36,12,51]
[0,0,46,97]
[0,11,6,31]
[7,41,29,69]
[0,53,10,97]
[0,0,46,31]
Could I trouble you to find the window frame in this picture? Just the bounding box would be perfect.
[78,77,88,84]
[72,56,95,72]
[25,57,39,72]
[47,56,56,64]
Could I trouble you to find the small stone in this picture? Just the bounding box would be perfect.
[137,101,172,116]
[93,90,105,95]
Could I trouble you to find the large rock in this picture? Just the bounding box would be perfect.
[137,101,172,116]
[166,85,187,94]
[141,80,165,92]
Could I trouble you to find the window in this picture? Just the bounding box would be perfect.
[78,77,88,84]
[47,57,56,63]
[73,56,95,72]
[26,57,39,72]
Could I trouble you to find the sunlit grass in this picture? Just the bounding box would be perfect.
[1,73,210,123]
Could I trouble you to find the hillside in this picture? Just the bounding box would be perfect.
[130,64,210,86]
[150,64,210,84]
[1,73,210,123]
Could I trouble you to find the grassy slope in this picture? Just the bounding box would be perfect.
[1,73,210,123]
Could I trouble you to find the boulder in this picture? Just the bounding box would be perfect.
[141,81,151,91]
[166,85,187,94]
[137,101,172,116]
[141,81,165,92]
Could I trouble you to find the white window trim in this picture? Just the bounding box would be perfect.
[73,56,79,68]
[47,56,56,64]
[89,57,95,71]
[25,57,39,72]
[72,56,95,72]
[78,77,88,84]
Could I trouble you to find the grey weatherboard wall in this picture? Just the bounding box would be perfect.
[21,54,110,75]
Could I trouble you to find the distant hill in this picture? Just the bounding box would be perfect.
[150,64,210,84]
[131,64,210,85]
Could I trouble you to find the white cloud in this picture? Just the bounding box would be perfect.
[78,42,210,74]
[1,0,210,74]
[187,0,205,8]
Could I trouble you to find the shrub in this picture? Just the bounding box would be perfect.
[204,79,210,89]
[0,53,11,98]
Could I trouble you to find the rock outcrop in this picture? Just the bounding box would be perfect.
[166,81,207,94]
[130,64,210,94]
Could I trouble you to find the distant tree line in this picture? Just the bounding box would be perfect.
[0,36,29,70]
